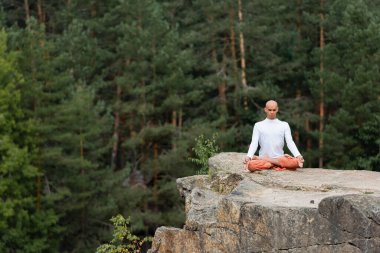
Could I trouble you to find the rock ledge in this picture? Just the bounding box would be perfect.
[149,152,380,253]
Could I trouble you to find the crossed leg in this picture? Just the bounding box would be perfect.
[245,155,302,172]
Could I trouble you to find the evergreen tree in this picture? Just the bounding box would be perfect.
[97,0,192,234]
[0,29,60,253]
[50,85,113,252]
[319,0,380,170]
[8,15,115,252]
[1,1,380,250]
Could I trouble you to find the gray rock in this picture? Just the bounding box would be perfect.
[149,152,380,253]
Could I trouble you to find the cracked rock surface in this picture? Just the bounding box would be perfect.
[148,152,380,253]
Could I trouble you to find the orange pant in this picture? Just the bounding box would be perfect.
[246,156,300,172]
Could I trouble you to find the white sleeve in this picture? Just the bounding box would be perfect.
[284,123,301,157]
[247,124,259,158]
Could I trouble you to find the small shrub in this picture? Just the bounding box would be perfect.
[96,215,152,253]
[189,134,220,175]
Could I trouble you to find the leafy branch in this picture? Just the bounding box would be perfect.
[189,134,220,175]
[96,215,152,253]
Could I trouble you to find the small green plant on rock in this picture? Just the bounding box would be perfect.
[190,134,220,175]
[96,215,152,253]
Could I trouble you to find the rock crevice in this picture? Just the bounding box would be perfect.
[149,152,380,253]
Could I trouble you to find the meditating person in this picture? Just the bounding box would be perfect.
[244,100,304,172]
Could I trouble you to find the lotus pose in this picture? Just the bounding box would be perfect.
[244,100,304,172]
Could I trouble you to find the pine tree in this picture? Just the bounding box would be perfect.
[98,0,192,234]
[2,1,380,251]
[0,29,60,253]
[309,0,380,170]
[49,85,113,252]
[7,14,115,251]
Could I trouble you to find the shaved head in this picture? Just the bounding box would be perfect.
[265,100,278,108]
[264,100,279,119]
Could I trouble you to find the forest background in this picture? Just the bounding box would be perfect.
[0,0,379,252]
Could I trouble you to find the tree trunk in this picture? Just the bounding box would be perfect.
[237,0,248,110]
[91,2,97,17]
[111,82,121,171]
[229,3,243,123]
[172,110,177,149]
[152,142,158,211]
[229,4,240,95]
[294,0,303,144]
[304,118,312,168]
[24,0,30,20]
[229,4,239,77]
[37,0,45,24]
[178,109,183,130]
[294,90,301,143]
[80,133,84,175]
[79,130,85,235]
[172,111,177,127]
[220,36,228,116]
[319,0,325,168]
[211,36,227,123]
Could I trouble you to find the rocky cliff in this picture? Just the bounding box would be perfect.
[148,152,380,253]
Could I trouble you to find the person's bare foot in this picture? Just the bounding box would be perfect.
[260,155,281,167]
[296,156,304,168]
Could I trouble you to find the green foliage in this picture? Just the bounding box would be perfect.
[50,85,113,252]
[7,16,115,252]
[0,29,60,252]
[313,0,380,170]
[190,134,220,175]
[1,0,380,251]
[96,215,152,253]
[0,137,60,253]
